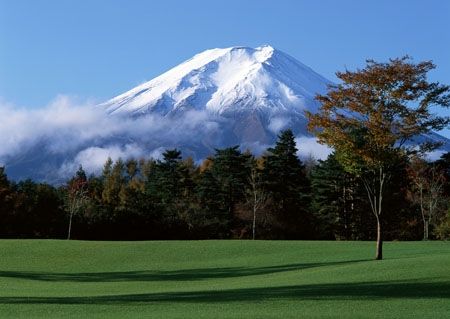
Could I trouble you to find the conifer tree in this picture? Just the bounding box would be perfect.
[196,147,251,237]
[311,153,370,239]
[436,152,450,196]
[0,167,15,236]
[263,129,311,238]
[0,167,13,214]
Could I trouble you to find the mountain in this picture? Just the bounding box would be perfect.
[102,45,330,116]
[100,45,332,145]
[3,45,450,182]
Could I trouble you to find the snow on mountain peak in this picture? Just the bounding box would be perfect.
[101,45,332,116]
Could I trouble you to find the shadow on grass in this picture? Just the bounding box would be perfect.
[0,280,448,304]
[0,259,367,283]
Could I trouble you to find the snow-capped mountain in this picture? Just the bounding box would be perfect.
[98,45,334,147]
[101,45,331,117]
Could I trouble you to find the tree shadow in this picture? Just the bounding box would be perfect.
[0,259,367,283]
[0,280,448,305]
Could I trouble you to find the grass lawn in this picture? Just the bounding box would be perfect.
[0,240,449,318]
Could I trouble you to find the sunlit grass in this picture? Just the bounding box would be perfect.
[0,240,449,318]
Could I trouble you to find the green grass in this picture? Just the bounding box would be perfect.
[0,240,449,318]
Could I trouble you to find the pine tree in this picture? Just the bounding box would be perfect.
[157,149,184,205]
[311,153,370,240]
[0,167,12,214]
[196,147,251,237]
[435,152,450,197]
[263,129,312,238]
[0,167,16,237]
[143,149,192,236]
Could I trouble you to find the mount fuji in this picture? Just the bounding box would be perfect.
[3,45,449,182]
[102,45,329,115]
[100,45,331,144]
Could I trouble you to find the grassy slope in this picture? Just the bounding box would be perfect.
[0,240,449,318]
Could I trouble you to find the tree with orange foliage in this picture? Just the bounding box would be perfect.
[307,57,449,260]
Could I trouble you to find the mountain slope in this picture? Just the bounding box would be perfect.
[101,45,331,117]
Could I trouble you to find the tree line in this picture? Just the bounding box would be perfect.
[0,130,449,242]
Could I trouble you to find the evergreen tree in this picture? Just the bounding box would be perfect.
[312,153,352,239]
[156,149,184,205]
[0,167,13,217]
[143,149,192,237]
[196,147,251,237]
[311,153,371,240]
[263,129,312,238]
[11,179,65,238]
[195,166,225,237]
[435,152,450,197]
[0,167,16,237]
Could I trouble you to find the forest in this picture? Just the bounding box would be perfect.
[0,129,449,241]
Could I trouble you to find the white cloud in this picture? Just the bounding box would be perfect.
[58,143,147,176]
[0,96,223,180]
[240,141,271,156]
[295,136,333,160]
[0,95,115,157]
[148,147,166,160]
[267,116,290,134]
[424,150,446,162]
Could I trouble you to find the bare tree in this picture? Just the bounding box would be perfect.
[408,157,446,240]
[246,166,268,240]
[66,167,88,240]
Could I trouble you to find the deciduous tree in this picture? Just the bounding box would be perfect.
[308,57,450,259]
[66,166,88,240]
[408,156,446,240]
[246,163,267,240]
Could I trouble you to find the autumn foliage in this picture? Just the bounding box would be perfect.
[307,57,450,259]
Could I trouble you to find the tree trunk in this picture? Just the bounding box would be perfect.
[252,206,256,240]
[375,219,382,260]
[67,210,73,240]
[343,185,349,240]
[424,220,429,241]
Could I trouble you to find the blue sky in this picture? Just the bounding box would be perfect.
[0,0,449,135]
